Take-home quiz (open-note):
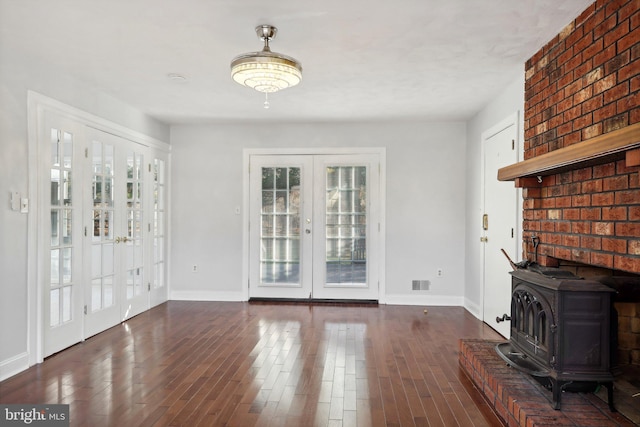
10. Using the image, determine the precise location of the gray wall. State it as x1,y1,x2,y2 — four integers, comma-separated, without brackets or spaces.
170,121,467,304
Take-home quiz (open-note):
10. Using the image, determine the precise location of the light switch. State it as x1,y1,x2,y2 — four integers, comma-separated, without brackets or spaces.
10,192,20,211
20,198,29,213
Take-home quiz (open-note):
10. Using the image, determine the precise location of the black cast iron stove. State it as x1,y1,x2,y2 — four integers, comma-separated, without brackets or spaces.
495,267,616,410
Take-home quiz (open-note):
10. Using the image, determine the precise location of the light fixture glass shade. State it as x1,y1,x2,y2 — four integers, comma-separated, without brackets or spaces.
230,25,302,94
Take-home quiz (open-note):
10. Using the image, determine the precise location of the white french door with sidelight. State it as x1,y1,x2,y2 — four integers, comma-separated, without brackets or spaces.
38,104,169,358
249,154,380,300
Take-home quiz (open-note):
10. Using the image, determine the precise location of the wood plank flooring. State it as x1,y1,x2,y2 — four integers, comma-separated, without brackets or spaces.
0,302,505,426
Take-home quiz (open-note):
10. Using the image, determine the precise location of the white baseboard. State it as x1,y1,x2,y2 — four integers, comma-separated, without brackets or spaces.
0,352,29,382
463,298,482,319
169,290,245,302
382,294,464,306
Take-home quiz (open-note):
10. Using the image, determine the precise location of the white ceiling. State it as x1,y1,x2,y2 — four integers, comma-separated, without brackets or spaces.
1,0,594,125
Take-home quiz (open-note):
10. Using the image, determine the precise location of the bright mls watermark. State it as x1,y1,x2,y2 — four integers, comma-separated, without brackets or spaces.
0,405,69,427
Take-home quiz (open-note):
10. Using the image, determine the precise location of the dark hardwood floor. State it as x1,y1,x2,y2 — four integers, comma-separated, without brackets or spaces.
0,302,505,426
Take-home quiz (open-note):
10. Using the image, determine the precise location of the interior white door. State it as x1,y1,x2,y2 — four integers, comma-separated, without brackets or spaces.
43,112,86,357
249,154,380,301
482,122,519,338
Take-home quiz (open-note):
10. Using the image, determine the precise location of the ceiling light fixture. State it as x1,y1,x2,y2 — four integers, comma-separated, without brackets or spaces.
230,25,302,109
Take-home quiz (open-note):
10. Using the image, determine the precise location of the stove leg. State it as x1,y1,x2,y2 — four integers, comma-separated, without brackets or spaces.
604,382,616,412
552,379,561,410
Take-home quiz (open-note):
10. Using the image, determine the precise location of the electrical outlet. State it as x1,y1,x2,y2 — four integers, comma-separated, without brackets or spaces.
192,265,198,273
437,268,443,277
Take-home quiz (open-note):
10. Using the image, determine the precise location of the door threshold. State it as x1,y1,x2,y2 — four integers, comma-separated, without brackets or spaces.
248,297,378,306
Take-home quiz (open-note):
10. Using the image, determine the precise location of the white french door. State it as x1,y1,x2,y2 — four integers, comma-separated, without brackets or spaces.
249,154,380,301
43,113,85,356
40,108,168,357
84,129,151,337
149,151,169,308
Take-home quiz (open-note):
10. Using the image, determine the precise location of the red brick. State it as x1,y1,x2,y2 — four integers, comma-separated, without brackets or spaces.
603,175,629,191
581,207,602,220
572,194,592,206
629,240,640,255
564,208,581,220
593,162,616,177
604,20,631,48
614,255,640,273
618,28,640,52
556,196,572,207
617,91,640,113
573,113,594,130
619,0,639,21
592,191,615,205
592,252,614,268
603,237,628,253
593,74,617,94
605,50,631,76
541,220,555,232
557,221,571,233
594,44,617,67
541,197,556,208
593,102,617,122
616,189,640,204
632,75,640,92
594,221,615,235
581,179,603,193
603,80,630,103
595,11,618,38
604,113,629,132
616,222,640,236
602,206,628,220
582,94,604,113
630,206,640,220
572,248,591,264
583,38,604,63
618,58,640,82
582,235,602,250
572,221,591,234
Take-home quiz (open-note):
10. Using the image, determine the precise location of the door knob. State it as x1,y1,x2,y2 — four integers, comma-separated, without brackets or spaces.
305,229,311,234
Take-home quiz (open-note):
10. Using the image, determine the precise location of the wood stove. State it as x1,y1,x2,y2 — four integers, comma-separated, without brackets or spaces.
495,267,617,410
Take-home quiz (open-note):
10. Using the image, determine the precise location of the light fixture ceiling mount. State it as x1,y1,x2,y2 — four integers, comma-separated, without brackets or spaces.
230,25,302,104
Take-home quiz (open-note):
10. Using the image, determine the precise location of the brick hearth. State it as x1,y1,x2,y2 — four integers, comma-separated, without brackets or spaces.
459,339,635,427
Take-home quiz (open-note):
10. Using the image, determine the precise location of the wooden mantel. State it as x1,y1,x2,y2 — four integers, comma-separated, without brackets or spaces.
498,122,640,181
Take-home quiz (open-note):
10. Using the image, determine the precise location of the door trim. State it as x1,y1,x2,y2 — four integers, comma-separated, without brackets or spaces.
242,147,386,303
27,91,170,364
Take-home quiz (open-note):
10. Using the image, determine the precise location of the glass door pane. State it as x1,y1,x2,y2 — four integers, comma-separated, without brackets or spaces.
325,166,367,285
150,155,168,307
44,115,84,357
91,140,116,313
260,166,301,284
122,148,148,319
312,154,380,301
49,129,74,326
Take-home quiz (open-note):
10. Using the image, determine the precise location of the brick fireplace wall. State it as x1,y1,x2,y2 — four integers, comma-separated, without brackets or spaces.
521,0,640,365
522,0,640,273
